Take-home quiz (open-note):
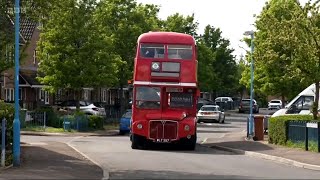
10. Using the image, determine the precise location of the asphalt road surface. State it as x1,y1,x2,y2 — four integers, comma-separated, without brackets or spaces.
22,111,320,180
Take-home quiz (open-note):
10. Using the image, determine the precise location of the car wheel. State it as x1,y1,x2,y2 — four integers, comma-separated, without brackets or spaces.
119,130,125,135
219,115,225,124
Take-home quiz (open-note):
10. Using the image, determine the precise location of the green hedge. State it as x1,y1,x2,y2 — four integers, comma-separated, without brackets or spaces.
0,101,15,166
88,115,104,130
268,115,315,145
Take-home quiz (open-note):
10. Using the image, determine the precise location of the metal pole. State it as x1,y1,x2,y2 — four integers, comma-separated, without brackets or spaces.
1,118,6,167
13,0,20,167
249,33,254,137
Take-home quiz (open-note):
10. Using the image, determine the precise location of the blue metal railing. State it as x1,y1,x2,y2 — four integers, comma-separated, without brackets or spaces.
63,115,89,132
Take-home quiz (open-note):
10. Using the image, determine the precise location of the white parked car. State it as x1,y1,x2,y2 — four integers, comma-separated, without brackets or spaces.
268,99,282,110
59,100,106,116
196,105,225,123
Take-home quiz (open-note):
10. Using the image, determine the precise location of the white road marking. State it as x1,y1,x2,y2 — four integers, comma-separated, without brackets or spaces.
200,138,208,144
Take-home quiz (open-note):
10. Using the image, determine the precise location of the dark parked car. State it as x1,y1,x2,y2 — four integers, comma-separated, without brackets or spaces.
197,98,215,111
238,99,259,113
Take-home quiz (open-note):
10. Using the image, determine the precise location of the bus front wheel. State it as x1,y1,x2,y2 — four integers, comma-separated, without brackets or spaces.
131,134,147,150
184,134,197,150
131,134,140,149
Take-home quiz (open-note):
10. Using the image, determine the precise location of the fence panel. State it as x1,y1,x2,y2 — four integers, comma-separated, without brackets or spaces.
63,115,89,132
24,111,47,131
287,121,306,143
287,120,320,152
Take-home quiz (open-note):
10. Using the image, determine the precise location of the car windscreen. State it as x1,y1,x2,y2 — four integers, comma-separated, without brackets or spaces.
270,100,281,103
241,100,251,105
200,106,219,111
122,111,132,118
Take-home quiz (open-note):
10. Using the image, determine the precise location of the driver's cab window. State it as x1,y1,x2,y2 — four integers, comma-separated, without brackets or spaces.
135,86,161,109
289,96,314,114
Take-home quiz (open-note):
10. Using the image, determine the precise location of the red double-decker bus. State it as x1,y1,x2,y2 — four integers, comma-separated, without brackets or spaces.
130,31,199,150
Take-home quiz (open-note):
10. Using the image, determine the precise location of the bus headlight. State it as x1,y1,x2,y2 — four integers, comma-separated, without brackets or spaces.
184,125,190,131
137,124,143,129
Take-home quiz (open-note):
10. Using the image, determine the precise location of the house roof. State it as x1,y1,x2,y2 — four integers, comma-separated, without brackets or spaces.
19,69,41,86
5,14,37,44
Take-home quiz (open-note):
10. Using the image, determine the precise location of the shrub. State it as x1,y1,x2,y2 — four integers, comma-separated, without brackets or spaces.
0,100,15,166
88,115,104,130
268,115,315,145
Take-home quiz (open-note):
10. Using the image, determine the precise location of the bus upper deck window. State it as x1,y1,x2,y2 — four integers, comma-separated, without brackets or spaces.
140,44,165,58
168,45,192,60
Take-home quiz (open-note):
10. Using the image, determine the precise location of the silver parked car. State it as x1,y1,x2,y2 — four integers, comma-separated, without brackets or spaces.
58,100,106,116
196,105,225,123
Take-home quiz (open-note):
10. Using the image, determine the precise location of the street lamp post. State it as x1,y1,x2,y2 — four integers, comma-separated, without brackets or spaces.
13,0,20,166
244,30,254,139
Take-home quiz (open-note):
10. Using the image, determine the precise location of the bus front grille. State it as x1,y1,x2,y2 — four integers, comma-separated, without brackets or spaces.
149,120,178,140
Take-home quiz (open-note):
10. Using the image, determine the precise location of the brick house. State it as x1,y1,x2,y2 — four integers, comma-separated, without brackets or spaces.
0,16,131,111
0,16,50,110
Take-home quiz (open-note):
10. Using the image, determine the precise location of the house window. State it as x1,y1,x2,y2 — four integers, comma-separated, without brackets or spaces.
45,91,49,104
39,89,49,104
5,44,14,62
84,90,89,100
5,88,14,102
19,88,22,100
33,50,37,64
101,89,107,102
39,89,45,100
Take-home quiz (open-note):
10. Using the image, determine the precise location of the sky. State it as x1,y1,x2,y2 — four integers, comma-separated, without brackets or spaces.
135,0,309,59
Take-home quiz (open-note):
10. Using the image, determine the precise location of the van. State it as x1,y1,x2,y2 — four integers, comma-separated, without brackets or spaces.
271,83,316,117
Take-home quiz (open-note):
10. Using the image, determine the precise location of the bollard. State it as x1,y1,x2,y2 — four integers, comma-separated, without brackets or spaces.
305,125,309,151
247,117,249,138
318,122,320,153
1,118,6,167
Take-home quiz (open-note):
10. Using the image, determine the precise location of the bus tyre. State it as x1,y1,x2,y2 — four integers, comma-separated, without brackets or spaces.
131,134,140,149
185,134,197,150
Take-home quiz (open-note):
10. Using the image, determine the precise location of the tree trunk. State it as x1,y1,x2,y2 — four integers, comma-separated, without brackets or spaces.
313,81,319,120
281,94,286,108
75,89,81,112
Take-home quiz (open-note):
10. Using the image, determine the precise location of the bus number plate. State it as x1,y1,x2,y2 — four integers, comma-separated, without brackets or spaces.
156,139,170,143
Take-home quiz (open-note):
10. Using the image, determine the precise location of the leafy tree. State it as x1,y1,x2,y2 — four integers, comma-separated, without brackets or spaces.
241,0,312,107
37,0,121,110
95,0,160,113
0,1,14,73
160,13,199,37
198,25,238,97
289,0,320,119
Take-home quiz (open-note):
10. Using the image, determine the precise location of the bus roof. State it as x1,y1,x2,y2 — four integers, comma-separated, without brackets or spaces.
138,31,196,45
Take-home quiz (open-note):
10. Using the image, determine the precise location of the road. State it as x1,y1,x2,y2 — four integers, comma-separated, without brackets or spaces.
21,110,320,179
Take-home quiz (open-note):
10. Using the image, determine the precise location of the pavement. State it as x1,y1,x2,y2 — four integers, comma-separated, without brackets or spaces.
0,128,320,179
200,131,320,171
